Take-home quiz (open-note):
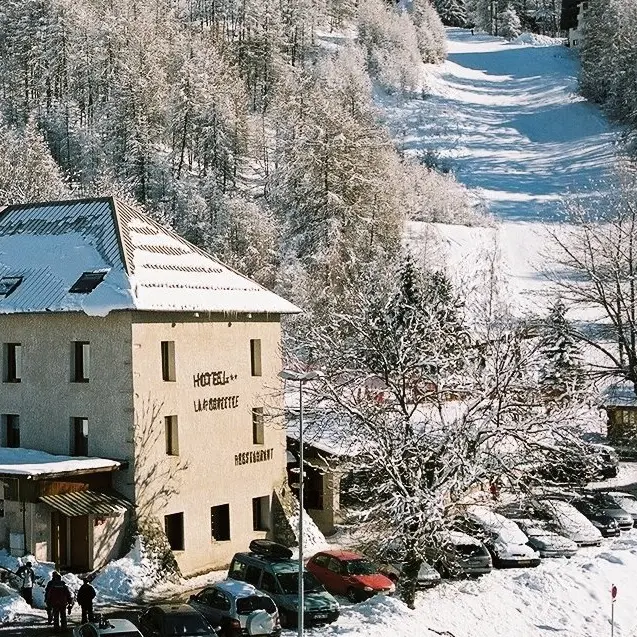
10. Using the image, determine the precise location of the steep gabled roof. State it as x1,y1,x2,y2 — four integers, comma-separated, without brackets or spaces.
0,197,300,316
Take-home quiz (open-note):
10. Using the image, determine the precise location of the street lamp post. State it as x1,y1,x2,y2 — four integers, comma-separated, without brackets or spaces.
279,369,322,637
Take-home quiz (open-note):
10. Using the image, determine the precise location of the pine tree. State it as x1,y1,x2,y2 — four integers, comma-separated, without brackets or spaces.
499,4,522,39
539,300,584,403
433,0,468,27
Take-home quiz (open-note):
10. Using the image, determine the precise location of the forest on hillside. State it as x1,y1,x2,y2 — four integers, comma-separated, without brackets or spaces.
0,0,468,321
0,0,569,327
579,0,637,154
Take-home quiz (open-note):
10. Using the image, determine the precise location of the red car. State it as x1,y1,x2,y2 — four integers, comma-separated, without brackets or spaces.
306,550,395,602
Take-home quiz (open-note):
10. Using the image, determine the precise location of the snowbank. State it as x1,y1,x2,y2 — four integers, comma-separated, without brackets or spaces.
513,32,564,47
289,511,330,559
0,552,81,623
0,583,31,625
91,537,171,602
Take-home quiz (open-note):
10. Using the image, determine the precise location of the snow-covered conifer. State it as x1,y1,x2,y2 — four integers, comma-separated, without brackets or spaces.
433,0,468,27
538,300,584,404
499,5,522,39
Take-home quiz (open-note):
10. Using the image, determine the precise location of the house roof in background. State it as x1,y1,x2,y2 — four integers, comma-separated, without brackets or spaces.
0,197,300,316
601,381,637,408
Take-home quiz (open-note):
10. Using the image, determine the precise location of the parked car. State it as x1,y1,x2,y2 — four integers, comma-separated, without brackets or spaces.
425,531,493,578
138,604,218,637
228,541,339,628
465,506,540,568
569,497,622,537
507,516,578,558
530,498,602,546
306,550,395,602
377,559,441,589
189,580,280,637
73,617,143,637
601,491,637,525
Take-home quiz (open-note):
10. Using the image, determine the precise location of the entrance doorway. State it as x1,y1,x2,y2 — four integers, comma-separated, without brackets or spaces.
51,512,90,572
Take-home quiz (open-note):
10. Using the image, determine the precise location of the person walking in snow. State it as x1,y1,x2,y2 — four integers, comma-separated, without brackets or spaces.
15,561,36,606
45,571,74,632
77,578,97,624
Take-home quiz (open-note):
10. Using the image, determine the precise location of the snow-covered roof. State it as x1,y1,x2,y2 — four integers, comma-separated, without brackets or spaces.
0,197,300,316
0,447,121,478
601,381,637,408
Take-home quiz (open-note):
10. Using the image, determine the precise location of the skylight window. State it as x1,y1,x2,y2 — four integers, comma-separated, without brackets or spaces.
0,276,23,297
69,271,108,294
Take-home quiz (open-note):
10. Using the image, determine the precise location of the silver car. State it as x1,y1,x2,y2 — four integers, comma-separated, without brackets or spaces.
426,531,493,578
189,579,280,637
513,518,578,558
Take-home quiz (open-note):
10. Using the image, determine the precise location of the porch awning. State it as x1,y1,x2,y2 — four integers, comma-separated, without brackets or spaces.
40,489,132,517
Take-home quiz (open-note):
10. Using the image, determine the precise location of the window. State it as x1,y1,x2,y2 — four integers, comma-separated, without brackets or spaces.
312,554,329,568
211,504,230,541
70,417,89,456
2,415,20,448
206,589,231,612
244,565,261,587
252,407,264,445
165,415,179,455
250,339,262,377
0,276,22,297
69,271,107,293
259,572,278,595
161,341,176,381
229,559,247,580
164,512,184,550
252,495,269,531
3,343,21,382
72,341,90,382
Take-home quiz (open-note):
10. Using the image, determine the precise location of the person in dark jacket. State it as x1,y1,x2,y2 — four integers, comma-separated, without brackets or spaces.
44,571,74,632
15,561,36,606
77,578,97,624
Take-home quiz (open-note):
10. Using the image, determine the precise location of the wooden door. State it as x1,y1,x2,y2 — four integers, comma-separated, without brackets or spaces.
69,516,90,572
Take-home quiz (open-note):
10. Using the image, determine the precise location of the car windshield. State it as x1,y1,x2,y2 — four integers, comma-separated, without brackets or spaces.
164,615,212,635
345,559,378,575
276,571,324,594
236,596,277,615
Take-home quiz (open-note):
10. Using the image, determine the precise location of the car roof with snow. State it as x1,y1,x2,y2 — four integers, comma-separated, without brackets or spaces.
447,531,483,546
213,579,270,598
467,505,529,545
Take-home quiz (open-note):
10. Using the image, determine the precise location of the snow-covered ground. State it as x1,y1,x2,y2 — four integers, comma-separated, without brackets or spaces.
385,28,619,222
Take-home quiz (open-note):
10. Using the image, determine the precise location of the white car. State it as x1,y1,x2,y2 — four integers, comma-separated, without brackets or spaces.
513,518,578,558
466,506,541,568
533,498,602,546
73,618,143,637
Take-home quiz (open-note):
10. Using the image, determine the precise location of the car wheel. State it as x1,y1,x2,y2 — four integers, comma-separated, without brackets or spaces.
347,588,359,603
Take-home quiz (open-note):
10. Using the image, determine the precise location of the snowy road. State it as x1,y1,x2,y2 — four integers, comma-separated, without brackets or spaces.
384,28,619,220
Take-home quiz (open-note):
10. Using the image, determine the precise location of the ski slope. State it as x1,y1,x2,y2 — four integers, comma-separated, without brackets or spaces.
385,28,619,221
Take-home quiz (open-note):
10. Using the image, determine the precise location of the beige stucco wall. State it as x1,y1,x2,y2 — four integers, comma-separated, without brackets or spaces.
92,512,128,569
130,312,287,576
0,312,135,498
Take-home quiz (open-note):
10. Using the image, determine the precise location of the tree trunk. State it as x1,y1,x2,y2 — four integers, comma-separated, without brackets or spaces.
399,552,422,610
